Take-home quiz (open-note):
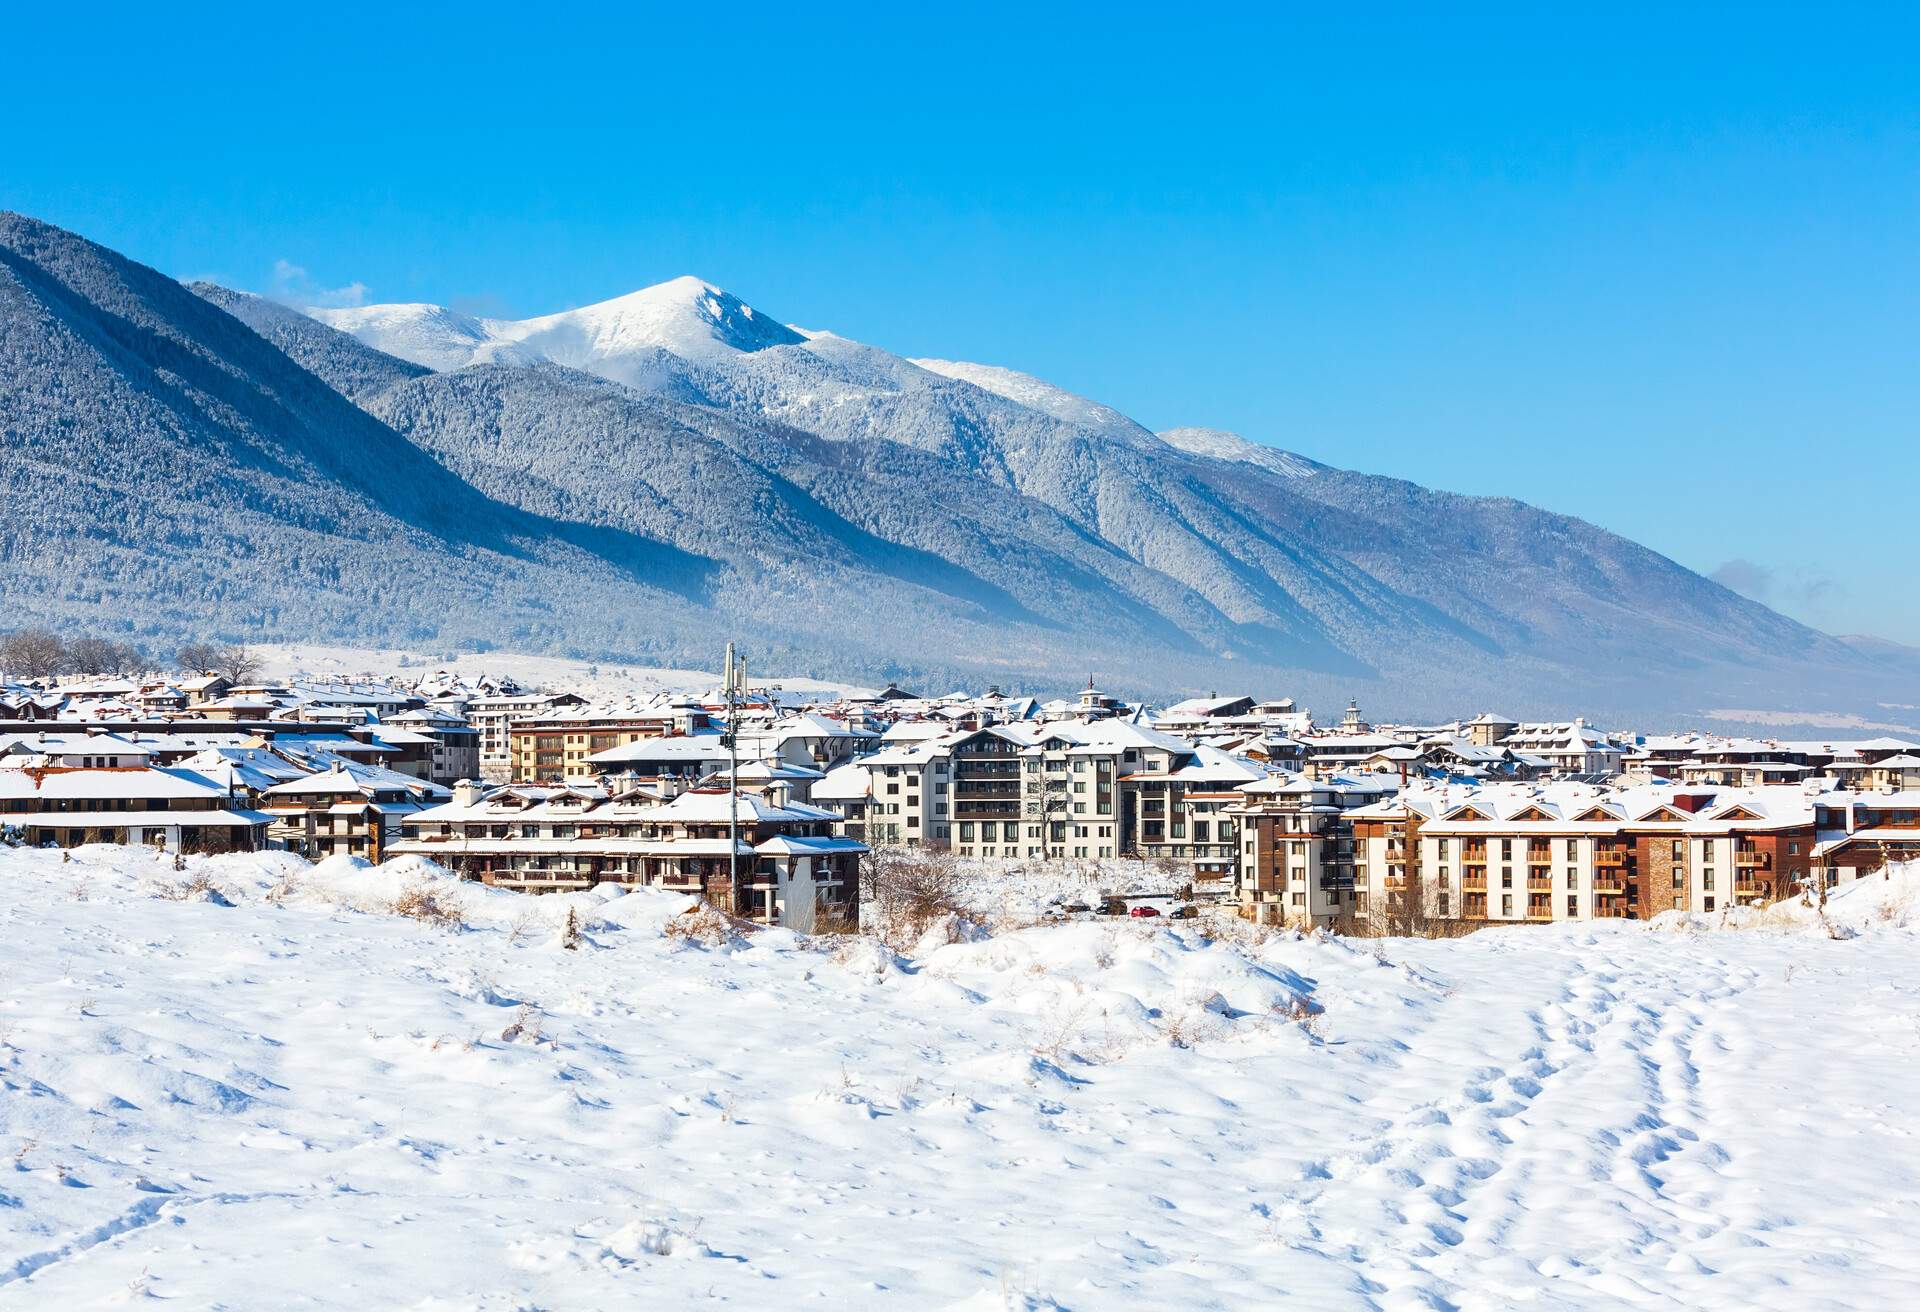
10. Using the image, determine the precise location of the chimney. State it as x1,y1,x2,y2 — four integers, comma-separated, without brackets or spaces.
452,779,486,808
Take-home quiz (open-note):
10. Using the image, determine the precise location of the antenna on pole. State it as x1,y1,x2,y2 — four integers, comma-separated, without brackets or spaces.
724,641,741,911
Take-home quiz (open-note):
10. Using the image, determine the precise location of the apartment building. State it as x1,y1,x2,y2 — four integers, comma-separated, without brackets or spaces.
467,691,587,780
508,701,712,783
378,706,480,785
1229,773,1400,926
1346,782,1821,927
947,727,1026,856
1122,744,1261,883
259,762,449,861
393,782,864,930
1499,722,1628,776
737,712,881,772
1812,791,1920,881
0,758,270,851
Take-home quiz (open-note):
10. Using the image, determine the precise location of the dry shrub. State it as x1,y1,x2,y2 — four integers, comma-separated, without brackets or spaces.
863,845,970,952
154,870,224,904
1160,1008,1226,1049
500,1003,555,1048
391,880,463,929
663,899,754,949
1278,992,1327,1038
811,901,861,937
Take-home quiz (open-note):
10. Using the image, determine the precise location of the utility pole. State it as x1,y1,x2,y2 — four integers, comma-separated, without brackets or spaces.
724,642,741,903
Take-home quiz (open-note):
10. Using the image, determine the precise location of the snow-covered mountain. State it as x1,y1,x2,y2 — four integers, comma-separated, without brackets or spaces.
314,276,803,388
0,212,1897,716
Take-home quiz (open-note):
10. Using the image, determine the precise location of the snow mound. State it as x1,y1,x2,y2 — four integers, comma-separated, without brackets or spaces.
1647,863,1920,938
919,919,1323,1056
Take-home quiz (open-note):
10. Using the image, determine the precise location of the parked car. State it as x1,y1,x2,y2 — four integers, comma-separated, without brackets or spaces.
1128,904,1161,918
1062,902,1092,914
1168,904,1198,920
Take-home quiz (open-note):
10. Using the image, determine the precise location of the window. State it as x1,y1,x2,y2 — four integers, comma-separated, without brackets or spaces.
1788,841,1800,855
959,822,974,841
1502,894,1514,917
1704,896,1716,912
1671,839,1683,859
1702,870,1715,890
1672,869,1685,890
1567,895,1577,917
1438,837,1450,859
1566,868,1577,888
1703,838,1716,859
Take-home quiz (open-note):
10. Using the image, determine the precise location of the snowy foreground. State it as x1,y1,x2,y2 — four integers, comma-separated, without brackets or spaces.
5,851,1920,1309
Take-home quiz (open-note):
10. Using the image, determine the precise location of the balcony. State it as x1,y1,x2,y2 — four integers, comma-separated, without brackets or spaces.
952,801,1019,819
1591,878,1627,896
1526,875,1552,891
1595,849,1629,868
1384,847,1408,865
1462,873,1487,892
1735,849,1769,869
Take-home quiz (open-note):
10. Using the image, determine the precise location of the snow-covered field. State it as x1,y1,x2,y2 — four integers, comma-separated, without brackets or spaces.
5,848,1920,1309
251,642,876,702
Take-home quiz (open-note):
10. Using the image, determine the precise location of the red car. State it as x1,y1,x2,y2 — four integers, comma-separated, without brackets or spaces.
1128,905,1161,918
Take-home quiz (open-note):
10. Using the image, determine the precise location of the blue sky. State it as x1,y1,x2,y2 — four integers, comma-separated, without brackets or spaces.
8,4,1917,641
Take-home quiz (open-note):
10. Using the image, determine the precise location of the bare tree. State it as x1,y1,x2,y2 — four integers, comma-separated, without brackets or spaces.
176,641,259,683
65,636,143,676
222,644,262,684
1,629,67,680
175,641,223,675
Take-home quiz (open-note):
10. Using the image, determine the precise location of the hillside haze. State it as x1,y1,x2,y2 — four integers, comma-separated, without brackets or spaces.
0,212,1899,719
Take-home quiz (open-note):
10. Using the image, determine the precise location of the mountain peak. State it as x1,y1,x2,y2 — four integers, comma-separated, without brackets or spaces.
516,276,803,362
313,276,804,376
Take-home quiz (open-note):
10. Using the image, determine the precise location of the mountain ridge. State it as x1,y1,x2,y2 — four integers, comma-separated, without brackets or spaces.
0,214,1896,719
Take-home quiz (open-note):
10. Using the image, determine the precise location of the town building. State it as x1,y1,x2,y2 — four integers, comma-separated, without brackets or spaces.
1228,773,1401,926
392,782,864,929
259,762,449,861
0,757,270,851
